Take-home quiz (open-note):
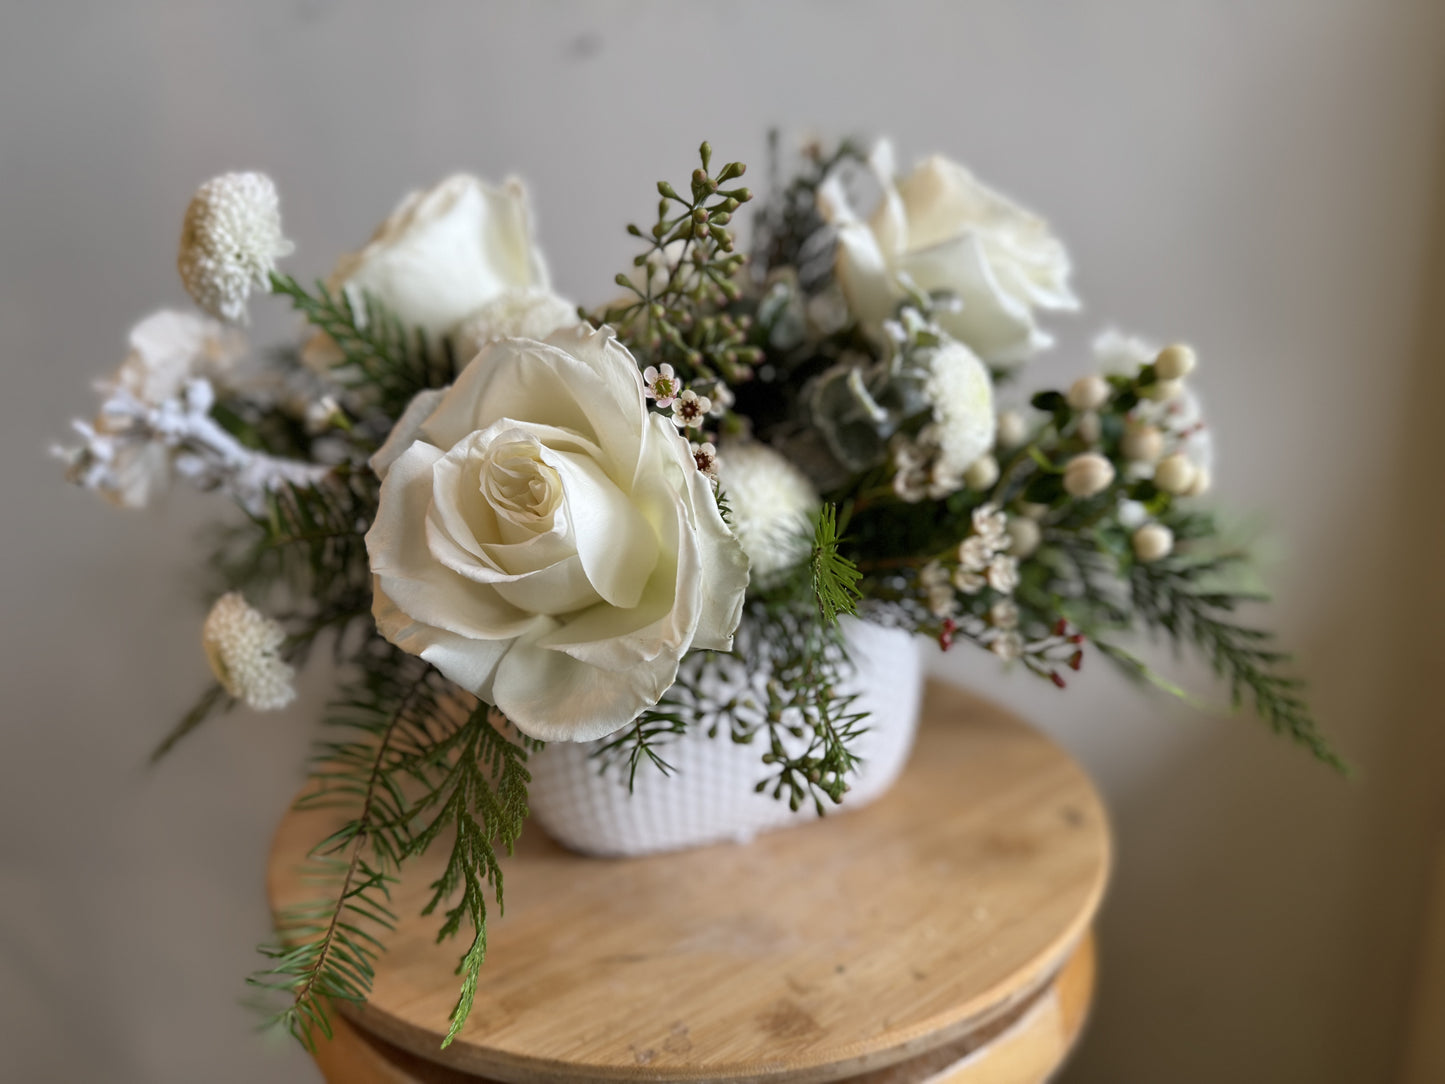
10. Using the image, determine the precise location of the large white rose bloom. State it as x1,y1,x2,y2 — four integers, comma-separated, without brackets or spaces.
818,142,1078,365
365,324,749,741
716,441,820,583
306,174,571,368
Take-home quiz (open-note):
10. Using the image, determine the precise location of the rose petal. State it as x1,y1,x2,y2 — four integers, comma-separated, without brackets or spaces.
543,444,658,610
491,626,678,741
366,441,536,641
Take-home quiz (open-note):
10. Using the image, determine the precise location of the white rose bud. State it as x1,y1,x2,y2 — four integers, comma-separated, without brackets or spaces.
1132,523,1175,563
1063,453,1116,498
1007,516,1041,558
1154,343,1197,381
1141,378,1183,402
1183,466,1213,497
1121,421,1164,463
1076,411,1102,445
996,409,1029,449
1067,375,1110,412
1154,453,1198,495
963,454,1000,491
816,141,1078,364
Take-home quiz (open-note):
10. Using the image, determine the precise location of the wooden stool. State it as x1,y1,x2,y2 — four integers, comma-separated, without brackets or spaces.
268,682,1111,1083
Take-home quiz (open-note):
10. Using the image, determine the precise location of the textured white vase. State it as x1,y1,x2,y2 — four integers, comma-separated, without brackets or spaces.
526,617,925,857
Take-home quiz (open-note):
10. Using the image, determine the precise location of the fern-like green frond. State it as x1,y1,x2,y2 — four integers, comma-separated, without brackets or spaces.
812,503,862,624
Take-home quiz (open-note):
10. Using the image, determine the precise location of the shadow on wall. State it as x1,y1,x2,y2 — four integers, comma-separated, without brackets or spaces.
1067,111,1445,1084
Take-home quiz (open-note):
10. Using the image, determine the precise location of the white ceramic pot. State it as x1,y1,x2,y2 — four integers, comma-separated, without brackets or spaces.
526,617,924,857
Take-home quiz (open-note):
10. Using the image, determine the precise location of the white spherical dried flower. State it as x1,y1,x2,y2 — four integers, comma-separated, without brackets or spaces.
717,441,819,583
1184,466,1213,497
202,592,295,710
1154,343,1197,381
178,172,293,324
964,454,1000,491
1132,523,1175,563
923,340,996,475
1063,452,1116,498
1067,375,1110,412
1076,411,1102,445
1154,452,1198,495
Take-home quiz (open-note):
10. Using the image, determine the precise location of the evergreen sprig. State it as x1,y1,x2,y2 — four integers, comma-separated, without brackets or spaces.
1128,552,1346,772
268,272,459,422
249,656,439,1048
405,704,536,1047
811,503,862,624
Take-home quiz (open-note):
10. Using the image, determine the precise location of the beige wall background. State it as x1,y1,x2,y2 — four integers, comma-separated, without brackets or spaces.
4,2,1444,1081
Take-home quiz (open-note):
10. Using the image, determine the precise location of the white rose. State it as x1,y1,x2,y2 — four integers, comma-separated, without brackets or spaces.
452,287,578,362
306,174,559,368
818,142,1078,365
365,324,749,741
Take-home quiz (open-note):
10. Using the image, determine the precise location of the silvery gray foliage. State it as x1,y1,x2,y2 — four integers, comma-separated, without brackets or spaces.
806,341,933,473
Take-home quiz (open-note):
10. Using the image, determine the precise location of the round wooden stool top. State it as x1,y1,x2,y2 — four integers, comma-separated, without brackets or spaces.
267,682,1111,1083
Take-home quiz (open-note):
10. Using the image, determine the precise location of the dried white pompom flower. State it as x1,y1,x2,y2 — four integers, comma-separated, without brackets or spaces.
923,340,996,476
1063,452,1116,498
717,441,820,583
178,172,294,324
1132,523,1175,563
202,592,296,710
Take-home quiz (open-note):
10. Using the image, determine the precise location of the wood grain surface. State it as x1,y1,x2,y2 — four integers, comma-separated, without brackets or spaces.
308,935,1096,1084
269,681,1110,1083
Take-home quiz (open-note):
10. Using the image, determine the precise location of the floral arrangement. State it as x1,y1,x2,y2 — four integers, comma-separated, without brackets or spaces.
57,138,1340,1047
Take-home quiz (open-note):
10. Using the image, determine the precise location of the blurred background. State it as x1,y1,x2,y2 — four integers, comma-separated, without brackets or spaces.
4,2,1445,1081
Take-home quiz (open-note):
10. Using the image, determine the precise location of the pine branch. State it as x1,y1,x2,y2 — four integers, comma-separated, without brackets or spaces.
268,272,458,421
812,503,862,624
250,658,440,1048
1128,557,1346,772
405,705,535,1047
592,708,690,790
